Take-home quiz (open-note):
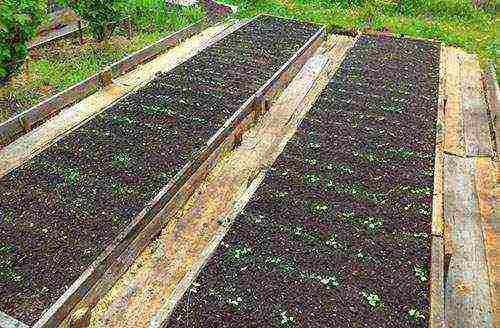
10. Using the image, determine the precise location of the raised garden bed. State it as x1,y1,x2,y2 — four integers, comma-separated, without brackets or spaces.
0,15,323,327
165,35,440,327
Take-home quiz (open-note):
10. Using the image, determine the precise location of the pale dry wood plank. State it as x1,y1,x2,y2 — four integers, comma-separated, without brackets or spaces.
88,36,353,328
473,157,497,325
443,154,493,328
461,54,494,157
443,47,466,156
0,311,28,328
432,45,446,237
430,236,446,328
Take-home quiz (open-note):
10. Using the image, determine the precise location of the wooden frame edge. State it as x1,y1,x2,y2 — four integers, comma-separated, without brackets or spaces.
0,311,28,328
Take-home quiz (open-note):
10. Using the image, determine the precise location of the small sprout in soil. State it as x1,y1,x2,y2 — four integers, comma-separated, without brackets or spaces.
335,182,367,196
381,105,403,113
226,296,243,312
304,158,317,165
361,291,383,309
62,168,80,186
112,115,136,126
408,308,426,321
1,209,14,224
385,147,415,159
326,162,354,173
226,245,252,262
277,309,296,327
192,117,207,124
414,264,428,282
325,233,344,250
308,199,329,215
0,242,15,254
144,105,176,116
112,152,131,168
303,171,320,186
362,217,385,232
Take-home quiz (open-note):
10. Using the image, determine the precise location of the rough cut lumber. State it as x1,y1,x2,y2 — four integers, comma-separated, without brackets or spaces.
87,34,354,328
443,47,466,156
432,45,446,237
430,236,446,328
443,154,493,328
460,54,494,157
473,157,498,325
0,312,28,328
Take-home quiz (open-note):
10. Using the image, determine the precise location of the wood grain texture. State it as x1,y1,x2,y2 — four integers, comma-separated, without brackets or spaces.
443,154,493,328
461,54,494,157
430,236,446,328
473,157,498,326
0,311,28,328
432,45,446,237
443,47,466,156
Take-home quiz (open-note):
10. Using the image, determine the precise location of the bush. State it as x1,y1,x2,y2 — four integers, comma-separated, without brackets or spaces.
59,0,127,41
0,0,46,81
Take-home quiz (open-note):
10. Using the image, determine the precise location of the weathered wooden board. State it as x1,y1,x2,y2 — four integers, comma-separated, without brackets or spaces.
443,154,493,328
473,157,498,325
0,20,205,148
443,47,466,156
432,44,446,237
430,236,446,328
461,54,494,157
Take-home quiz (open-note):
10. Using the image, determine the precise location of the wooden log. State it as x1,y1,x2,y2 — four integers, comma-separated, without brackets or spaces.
443,47,466,156
461,54,494,157
443,154,493,328
482,62,500,180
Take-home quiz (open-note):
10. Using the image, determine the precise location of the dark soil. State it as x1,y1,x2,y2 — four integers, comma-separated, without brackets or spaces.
0,16,320,324
166,36,440,328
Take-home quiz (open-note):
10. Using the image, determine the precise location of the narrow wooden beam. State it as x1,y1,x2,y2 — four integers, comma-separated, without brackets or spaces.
443,154,493,327
0,311,28,328
460,54,494,157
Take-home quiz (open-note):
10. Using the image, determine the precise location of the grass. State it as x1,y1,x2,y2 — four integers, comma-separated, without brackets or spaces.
219,0,497,76
0,1,203,122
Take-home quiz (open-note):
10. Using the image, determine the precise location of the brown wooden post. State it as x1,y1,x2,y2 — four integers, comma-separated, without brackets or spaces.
127,15,133,39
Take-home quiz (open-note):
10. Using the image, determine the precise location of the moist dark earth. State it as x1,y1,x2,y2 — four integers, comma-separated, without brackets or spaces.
167,36,440,328
0,16,321,324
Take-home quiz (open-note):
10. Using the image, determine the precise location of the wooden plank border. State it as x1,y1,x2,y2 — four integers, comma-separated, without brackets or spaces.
482,62,499,158
0,312,28,328
0,20,205,148
16,19,325,328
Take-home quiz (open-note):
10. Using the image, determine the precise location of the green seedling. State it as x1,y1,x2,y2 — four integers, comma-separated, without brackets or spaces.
408,308,426,321
112,115,136,125
144,105,176,116
362,217,385,232
308,199,329,215
112,152,131,168
277,309,296,328
414,264,428,282
361,291,383,309
303,171,321,186
62,168,80,186
385,147,415,159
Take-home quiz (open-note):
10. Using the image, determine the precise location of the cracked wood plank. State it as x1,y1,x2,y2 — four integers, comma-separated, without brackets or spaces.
461,54,494,157
443,154,493,328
